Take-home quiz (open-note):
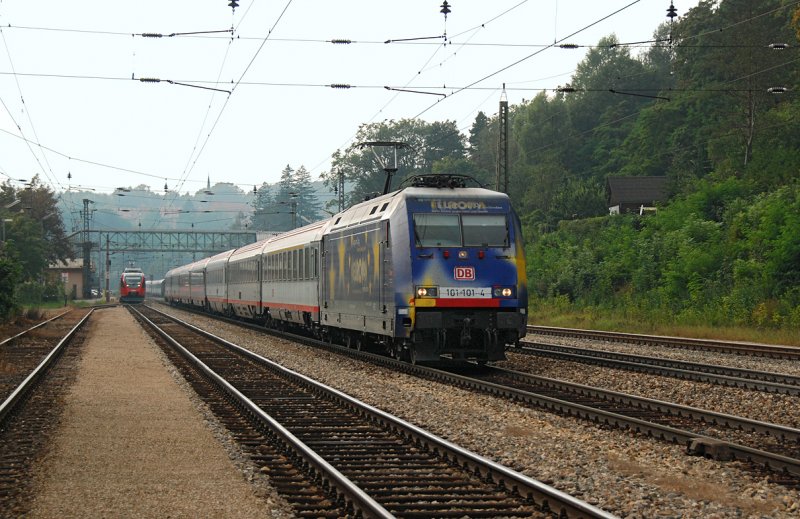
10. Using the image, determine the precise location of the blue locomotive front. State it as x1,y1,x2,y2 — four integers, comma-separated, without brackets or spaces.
395,184,528,362
320,175,528,363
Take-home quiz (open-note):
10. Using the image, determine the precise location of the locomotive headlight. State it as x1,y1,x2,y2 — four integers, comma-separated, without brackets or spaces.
493,287,514,297
416,286,438,297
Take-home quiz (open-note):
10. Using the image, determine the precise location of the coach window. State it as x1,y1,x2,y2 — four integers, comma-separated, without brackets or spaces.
413,214,461,247
462,214,509,247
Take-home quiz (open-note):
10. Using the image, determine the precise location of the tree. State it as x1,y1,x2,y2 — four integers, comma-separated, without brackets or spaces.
2,177,72,281
292,166,323,225
673,0,798,169
16,177,72,267
0,247,22,320
250,182,275,231
322,119,467,207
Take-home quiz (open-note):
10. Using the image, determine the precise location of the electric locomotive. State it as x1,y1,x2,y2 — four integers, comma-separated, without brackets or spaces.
321,174,527,363
119,267,146,303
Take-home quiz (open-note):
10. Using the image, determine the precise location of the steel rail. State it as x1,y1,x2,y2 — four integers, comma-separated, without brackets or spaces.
0,310,72,347
151,304,800,483
515,341,800,395
140,305,616,519
485,365,800,442
527,325,800,359
197,311,800,478
324,343,800,478
0,310,93,424
131,306,395,519
410,364,800,478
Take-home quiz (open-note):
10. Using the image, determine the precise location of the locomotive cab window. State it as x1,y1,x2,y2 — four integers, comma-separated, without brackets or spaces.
123,274,143,288
462,214,508,247
413,214,461,247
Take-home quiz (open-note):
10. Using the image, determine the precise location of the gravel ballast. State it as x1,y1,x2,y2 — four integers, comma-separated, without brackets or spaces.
157,305,800,518
510,335,800,429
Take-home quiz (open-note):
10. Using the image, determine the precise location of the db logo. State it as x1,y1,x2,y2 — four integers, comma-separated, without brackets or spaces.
454,266,475,280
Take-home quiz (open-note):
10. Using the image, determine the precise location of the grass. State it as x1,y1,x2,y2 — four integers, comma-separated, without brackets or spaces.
528,308,800,347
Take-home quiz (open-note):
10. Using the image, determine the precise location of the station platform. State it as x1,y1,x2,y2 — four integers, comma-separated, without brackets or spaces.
25,306,287,517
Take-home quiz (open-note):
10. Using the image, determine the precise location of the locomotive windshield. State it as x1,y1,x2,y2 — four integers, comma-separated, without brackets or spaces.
462,214,508,247
413,214,461,247
413,213,508,247
123,274,143,288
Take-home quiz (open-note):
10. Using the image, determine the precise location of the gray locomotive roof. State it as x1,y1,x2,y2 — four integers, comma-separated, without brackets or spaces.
402,186,509,199
326,186,509,232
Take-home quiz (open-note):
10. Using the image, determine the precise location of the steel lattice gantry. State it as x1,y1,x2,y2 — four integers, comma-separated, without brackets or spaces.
72,229,258,254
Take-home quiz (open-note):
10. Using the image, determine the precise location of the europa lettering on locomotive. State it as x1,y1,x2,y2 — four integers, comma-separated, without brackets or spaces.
430,200,487,211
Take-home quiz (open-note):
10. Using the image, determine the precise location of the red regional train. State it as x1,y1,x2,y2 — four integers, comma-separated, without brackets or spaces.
119,267,146,303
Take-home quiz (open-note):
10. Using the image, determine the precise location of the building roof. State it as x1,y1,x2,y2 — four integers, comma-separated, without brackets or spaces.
49,258,84,270
606,176,668,206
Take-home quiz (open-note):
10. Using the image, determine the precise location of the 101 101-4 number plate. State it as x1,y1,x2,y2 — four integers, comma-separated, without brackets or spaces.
439,287,491,298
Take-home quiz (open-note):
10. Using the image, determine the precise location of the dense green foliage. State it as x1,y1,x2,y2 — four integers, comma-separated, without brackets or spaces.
528,179,800,327
517,0,800,328
1,177,72,318
0,249,22,320
332,0,800,330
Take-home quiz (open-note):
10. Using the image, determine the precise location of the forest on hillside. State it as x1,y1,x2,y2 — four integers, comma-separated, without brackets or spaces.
324,0,800,329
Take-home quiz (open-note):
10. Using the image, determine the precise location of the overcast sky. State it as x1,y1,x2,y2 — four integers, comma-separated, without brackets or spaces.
0,0,699,196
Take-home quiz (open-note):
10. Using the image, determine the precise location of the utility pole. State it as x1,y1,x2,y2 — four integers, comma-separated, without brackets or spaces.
337,169,345,213
80,198,95,299
495,85,509,194
105,234,110,303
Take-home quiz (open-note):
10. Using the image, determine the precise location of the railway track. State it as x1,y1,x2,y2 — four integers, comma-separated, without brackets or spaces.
468,366,800,473
513,341,800,395
131,305,613,518
152,302,800,487
527,325,800,359
150,303,800,490
365,356,800,487
0,309,92,515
